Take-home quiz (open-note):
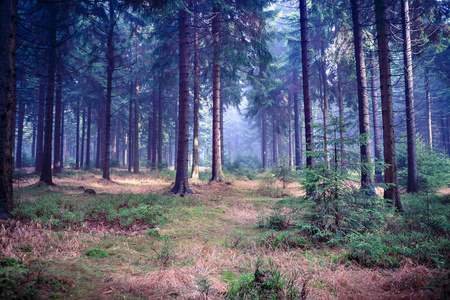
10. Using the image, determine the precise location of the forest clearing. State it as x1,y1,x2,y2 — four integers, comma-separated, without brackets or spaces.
1,168,449,299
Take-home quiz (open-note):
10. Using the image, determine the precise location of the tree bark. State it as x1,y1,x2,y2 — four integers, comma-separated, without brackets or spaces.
211,4,222,182
320,41,329,170
293,71,302,169
0,0,17,214
151,76,157,170
261,107,267,172
102,0,115,180
80,109,85,168
75,98,80,169
401,0,418,193
128,83,133,172
425,69,432,149
35,80,45,173
288,92,293,168
96,111,101,169
370,53,383,183
60,102,64,168
134,77,140,174
300,0,314,169
351,0,374,192
40,0,57,185
53,71,62,174
171,7,191,195
191,3,200,179
158,78,163,169
15,97,25,169
32,124,36,159
374,0,403,211
85,102,91,169
147,107,152,167
272,113,278,167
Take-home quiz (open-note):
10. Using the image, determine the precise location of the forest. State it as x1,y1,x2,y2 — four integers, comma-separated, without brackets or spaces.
0,0,449,298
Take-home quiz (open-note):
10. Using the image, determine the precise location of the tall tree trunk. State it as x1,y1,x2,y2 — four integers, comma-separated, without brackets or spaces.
337,63,345,172
351,0,374,192
96,112,101,169
158,78,163,170
75,98,80,169
272,113,278,167
53,71,62,174
147,110,152,167
32,125,36,159
40,0,57,185
152,76,157,170
60,102,64,168
103,0,115,180
220,96,224,167
191,3,200,179
15,98,25,169
293,71,302,169
288,92,293,168
321,41,329,169
134,78,140,174
401,0,418,193
261,107,267,172
211,4,222,182
370,53,383,183
128,86,133,172
174,109,178,170
0,0,17,214
374,0,403,211
171,7,191,195
425,69,432,149
81,109,86,168
299,0,314,169
35,80,45,173
85,102,91,169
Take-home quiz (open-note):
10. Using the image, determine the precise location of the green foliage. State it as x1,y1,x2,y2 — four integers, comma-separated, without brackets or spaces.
295,161,390,244
274,155,296,189
149,235,176,267
226,259,300,300
85,249,109,258
347,193,450,268
398,137,450,191
225,154,260,180
13,193,169,229
0,257,35,299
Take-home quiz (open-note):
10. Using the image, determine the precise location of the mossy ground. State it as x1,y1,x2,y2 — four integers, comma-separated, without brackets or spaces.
2,168,448,299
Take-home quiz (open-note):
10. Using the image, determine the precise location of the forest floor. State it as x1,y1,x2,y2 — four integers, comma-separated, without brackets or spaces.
1,168,449,299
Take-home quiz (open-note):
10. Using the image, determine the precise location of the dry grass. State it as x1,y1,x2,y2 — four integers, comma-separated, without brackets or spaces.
5,169,448,299
0,220,99,261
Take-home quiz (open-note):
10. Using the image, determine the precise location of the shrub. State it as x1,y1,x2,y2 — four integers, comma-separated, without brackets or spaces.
85,249,109,258
398,137,450,191
226,259,301,300
225,154,260,180
13,193,167,229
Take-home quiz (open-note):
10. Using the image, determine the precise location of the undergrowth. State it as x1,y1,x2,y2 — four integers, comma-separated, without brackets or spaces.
12,192,181,229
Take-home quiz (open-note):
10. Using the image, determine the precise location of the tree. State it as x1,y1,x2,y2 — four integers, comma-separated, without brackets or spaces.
211,4,223,182
299,0,314,170
351,0,374,193
374,0,403,212
191,1,200,179
103,0,116,181
0,0,17,215
401,0,418,193
40,0,57,185
53,71,62,174
171,5,191,195
370,53,383,183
